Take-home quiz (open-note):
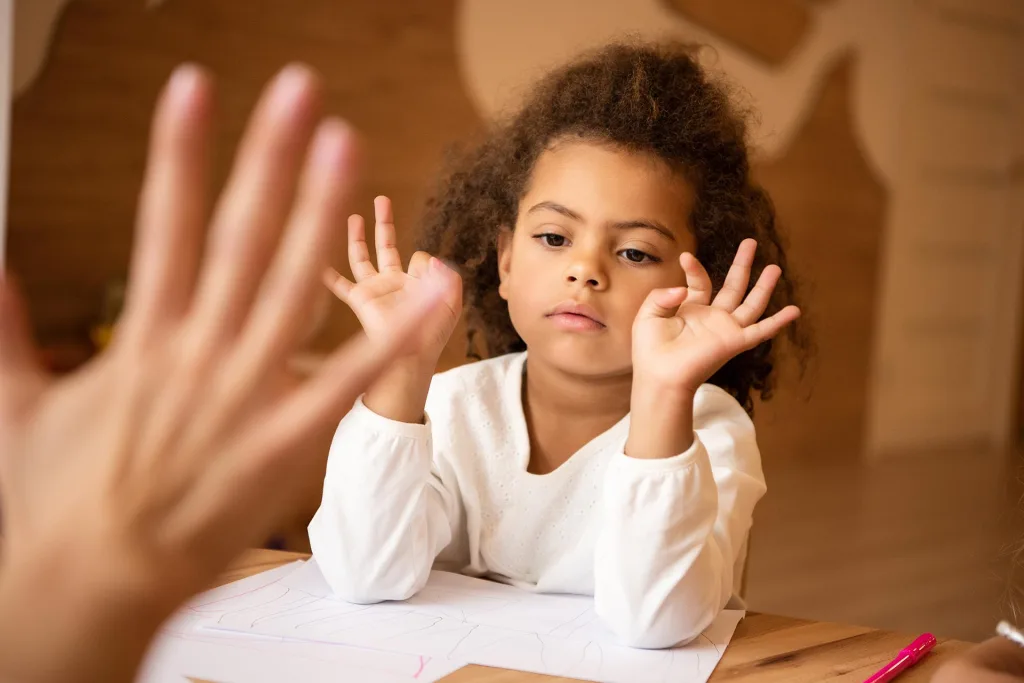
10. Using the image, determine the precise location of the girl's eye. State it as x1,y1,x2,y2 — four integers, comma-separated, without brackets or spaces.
538,234,566,247
621,248,656,263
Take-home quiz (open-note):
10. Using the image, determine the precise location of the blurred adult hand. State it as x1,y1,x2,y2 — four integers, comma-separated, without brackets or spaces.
0,63,444,683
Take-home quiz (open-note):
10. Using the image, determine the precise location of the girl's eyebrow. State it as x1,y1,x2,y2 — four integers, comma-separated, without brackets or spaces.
527,200,676,242
609,219,676,242
527,200,583,221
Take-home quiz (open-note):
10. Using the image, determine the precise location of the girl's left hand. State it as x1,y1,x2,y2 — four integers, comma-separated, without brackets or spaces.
631,239,800,396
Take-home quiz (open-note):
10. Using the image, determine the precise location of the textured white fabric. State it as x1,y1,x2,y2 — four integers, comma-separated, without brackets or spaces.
309,352,766,648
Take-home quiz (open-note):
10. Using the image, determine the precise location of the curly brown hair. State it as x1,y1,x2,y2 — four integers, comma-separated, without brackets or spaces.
417,41,809,414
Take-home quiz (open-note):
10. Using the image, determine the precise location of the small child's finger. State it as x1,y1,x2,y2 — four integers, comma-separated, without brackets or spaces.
712,239,756,312
407,251,432,278
636,286,688,320
373,196,403,273
347,214,377,281
679,253,712,306
741,305,801,348
732,265,781,326
322,266,354,302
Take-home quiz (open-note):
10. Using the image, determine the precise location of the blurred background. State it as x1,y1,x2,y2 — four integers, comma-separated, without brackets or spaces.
3,0,1023,642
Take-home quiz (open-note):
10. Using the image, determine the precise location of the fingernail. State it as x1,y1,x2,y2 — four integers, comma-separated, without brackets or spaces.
310,119,352,169
168,63,203,99
270,63,313,111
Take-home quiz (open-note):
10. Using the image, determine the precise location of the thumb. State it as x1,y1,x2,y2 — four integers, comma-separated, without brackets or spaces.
424,257,463,310
636,286,688,321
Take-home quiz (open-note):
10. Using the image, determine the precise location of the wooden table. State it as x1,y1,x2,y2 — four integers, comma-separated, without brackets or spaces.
202,550,972,683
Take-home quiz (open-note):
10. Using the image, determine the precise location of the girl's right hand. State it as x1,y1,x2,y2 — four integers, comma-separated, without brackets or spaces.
324,195,462,370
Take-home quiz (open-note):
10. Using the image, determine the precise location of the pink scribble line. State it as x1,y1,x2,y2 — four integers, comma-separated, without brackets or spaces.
413,655,428,679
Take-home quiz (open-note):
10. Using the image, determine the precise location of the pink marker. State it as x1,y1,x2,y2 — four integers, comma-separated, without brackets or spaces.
863,633,936,683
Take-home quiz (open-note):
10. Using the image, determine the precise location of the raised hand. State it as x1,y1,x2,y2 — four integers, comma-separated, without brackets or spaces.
0,64,443,683
323,196,462,369
632,239,800,396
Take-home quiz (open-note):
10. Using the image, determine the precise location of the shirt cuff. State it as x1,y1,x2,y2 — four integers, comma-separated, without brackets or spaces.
610,433,706,475
347,395,433,441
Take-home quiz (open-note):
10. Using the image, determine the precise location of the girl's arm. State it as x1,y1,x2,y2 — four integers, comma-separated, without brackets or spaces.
308,393,460,603
602,241,795,647
594,386,765,648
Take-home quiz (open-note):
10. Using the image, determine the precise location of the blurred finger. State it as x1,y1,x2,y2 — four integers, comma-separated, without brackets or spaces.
190,64,322,341
733,265,782,327
229,120,357,386
120,65,213,344
680,253,713,306
373,196,403,273
711,239,756,312
0,274,47,398
182,282,446,544
262,280,444,442
347,214,376,281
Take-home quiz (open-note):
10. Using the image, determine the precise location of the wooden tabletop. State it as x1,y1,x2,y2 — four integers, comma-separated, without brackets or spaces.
200,549,972,683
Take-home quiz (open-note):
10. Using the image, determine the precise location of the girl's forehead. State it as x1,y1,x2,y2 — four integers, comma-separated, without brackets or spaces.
521,141,693,234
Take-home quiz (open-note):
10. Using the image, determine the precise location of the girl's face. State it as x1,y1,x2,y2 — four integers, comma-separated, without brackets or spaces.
498,140,695,379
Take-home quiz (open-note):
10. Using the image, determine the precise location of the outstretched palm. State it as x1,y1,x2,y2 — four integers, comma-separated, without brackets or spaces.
632,239,800,393
324,196,462,364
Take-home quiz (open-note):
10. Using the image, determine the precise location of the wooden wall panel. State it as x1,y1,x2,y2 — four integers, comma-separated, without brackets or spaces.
664,0,811,64
9,0,890,465
8,0,479,365
753,60,886,461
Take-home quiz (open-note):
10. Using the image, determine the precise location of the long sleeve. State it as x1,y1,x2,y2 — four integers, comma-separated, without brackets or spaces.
307,397,458,603
593,386,766,649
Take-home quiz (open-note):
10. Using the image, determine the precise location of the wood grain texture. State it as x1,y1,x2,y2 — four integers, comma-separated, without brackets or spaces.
187,550,971,683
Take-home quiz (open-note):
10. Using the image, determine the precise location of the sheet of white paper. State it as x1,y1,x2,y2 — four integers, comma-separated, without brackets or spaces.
201,560,743,683
136,562,460,683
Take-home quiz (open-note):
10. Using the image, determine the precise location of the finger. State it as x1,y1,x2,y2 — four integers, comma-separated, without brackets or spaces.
423,257,464,317
711,239,756,312
733,265,782,327
0,274,46,389
635,286,688,320
228,120,357,385
119,65,213,345
407,250,432,278
347,214,376,281
322,266,354,303
373,196,403,273
190,64,323,341
680,253,713,306
264,279,444,440
740,305,801,349
185,281,447,542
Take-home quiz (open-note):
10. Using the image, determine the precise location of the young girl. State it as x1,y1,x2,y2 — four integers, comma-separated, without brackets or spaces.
308,42,806,649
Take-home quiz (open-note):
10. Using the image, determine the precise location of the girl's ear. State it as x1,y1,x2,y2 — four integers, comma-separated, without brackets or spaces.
497,227,513,301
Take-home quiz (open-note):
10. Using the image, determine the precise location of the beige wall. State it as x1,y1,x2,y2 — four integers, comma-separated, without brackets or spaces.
7,0,1023,462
